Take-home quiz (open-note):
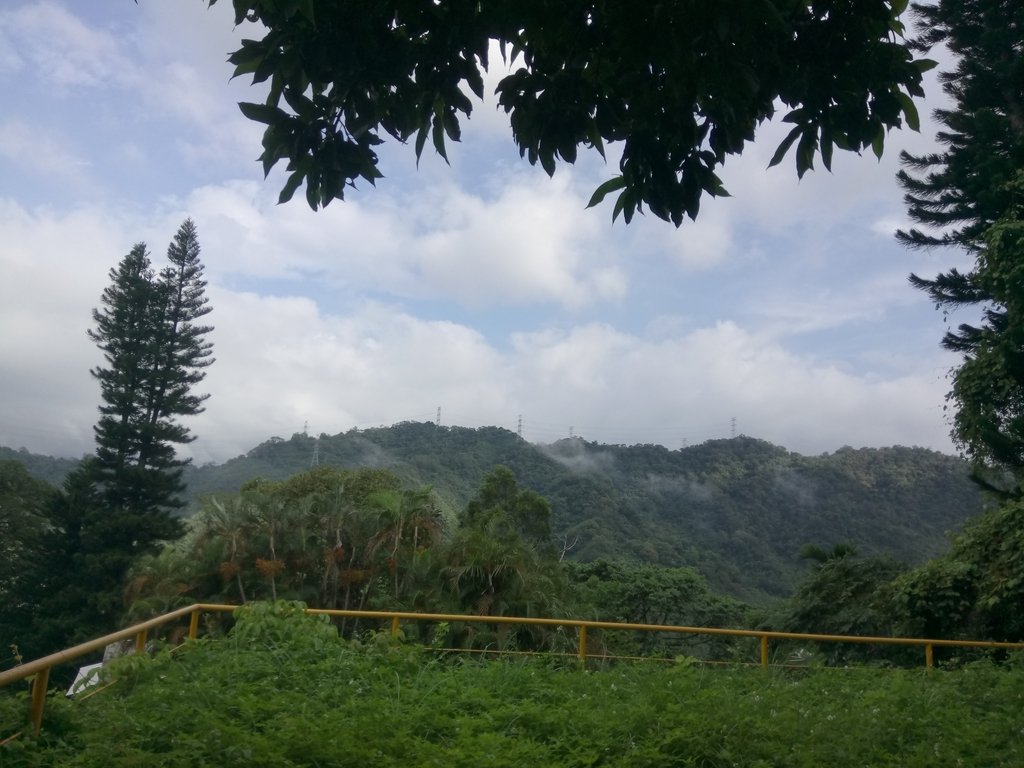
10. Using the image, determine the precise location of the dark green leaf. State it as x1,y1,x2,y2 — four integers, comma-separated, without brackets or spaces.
239,101,287,126
820,131,834,172
768,126,802,169
278,170,304,204
796,129,816,178
432,121,449,163
898,93,921,132
587,176,627,209
871,130,885,160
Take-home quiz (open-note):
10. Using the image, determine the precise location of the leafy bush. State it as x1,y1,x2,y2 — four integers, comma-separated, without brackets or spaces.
4,604,1024,767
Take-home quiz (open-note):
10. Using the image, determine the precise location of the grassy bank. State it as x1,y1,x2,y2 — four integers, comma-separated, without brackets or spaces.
2,605,1021,767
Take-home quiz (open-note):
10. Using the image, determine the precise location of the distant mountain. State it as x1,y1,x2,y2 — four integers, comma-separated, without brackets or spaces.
0,446,81,488
6,424,985,602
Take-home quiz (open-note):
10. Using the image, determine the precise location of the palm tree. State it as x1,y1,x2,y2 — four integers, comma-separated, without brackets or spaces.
305,483,359,609
123,544,196,620
367,487,443,601
246,488,300,601
196,496,252,603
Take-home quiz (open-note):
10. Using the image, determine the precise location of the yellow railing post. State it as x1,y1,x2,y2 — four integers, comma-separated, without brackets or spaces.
188,608,201,640
760,635,769,669
135,629,148,654
925,643,934,672
391,616,400,639
578,625,588,666
29,667,50,736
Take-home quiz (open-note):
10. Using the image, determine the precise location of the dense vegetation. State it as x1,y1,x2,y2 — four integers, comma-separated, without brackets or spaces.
88,217,213,521
7,424,1009,682
0,448,79,488
215,0,929,226
3,603,1022,767
0,221,214,670
6,427,984,604
185,425,982,601
116,465,746,658
898,0,1024,491
5,2,1024,763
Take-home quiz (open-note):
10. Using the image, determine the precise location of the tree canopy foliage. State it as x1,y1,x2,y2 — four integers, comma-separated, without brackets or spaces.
0,461,55,608
212,0,932,225
0,222,214,668
176,427,980,601
3,426,982,606
897,0,1024,486
897,0,1024,252
892,497,1024,642
946,179,1024,480
89,218,213,522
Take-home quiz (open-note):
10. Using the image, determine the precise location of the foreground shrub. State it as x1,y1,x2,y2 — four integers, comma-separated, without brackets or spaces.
3,604,1023,767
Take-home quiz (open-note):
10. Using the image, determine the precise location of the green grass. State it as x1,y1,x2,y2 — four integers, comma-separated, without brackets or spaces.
3,604,1023,767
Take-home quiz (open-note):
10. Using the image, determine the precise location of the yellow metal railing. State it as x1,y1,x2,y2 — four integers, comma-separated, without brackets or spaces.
4,603,1024,738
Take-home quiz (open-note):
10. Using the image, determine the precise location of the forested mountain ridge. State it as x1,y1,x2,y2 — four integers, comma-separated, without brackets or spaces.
0,446,81,488
7,425,984,602
184,426,985,601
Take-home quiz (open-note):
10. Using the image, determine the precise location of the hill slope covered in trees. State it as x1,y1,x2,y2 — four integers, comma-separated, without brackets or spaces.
182,425,984,601
8,426,984,602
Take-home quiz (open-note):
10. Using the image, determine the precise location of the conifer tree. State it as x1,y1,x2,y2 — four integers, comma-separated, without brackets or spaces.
2,227,213,662
897,0,1024,254
137,218,214,504
897,0,1024,483
88,218,213,538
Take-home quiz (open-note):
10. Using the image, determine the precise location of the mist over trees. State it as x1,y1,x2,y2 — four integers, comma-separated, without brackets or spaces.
764,0,1024,648
821,0,1024,651
8,1,1024,682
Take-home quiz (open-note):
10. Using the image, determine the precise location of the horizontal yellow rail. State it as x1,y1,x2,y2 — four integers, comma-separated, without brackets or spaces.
4,603,1024,737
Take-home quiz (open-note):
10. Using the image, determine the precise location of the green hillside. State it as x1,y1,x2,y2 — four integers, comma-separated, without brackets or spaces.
7,425,984,603
0,447,81,488
181,424,982,602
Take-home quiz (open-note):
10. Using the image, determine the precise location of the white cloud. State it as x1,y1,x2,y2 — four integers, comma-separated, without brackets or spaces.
507,321,953,452
0,119,89,179
0,24,24,74
159,170,627,311
0,2,139,90
0,3,967,469
408,174,626,308
129,2,269,172
171,291,516,463
745,272,922,339
0,192,955,462
0,199,126,456
186,304,955,463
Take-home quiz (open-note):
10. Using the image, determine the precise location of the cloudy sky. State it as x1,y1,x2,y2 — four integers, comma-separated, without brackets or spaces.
0,1,974,464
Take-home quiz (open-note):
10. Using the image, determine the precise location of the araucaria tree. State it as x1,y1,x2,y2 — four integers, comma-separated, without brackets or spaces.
897,0,1024,488
89,218,213,542
3,224,213,661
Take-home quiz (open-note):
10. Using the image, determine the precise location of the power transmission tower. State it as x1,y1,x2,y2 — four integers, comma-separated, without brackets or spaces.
569,425,574,439
436,406,441,426
311,438,320,467
517,414,523,438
